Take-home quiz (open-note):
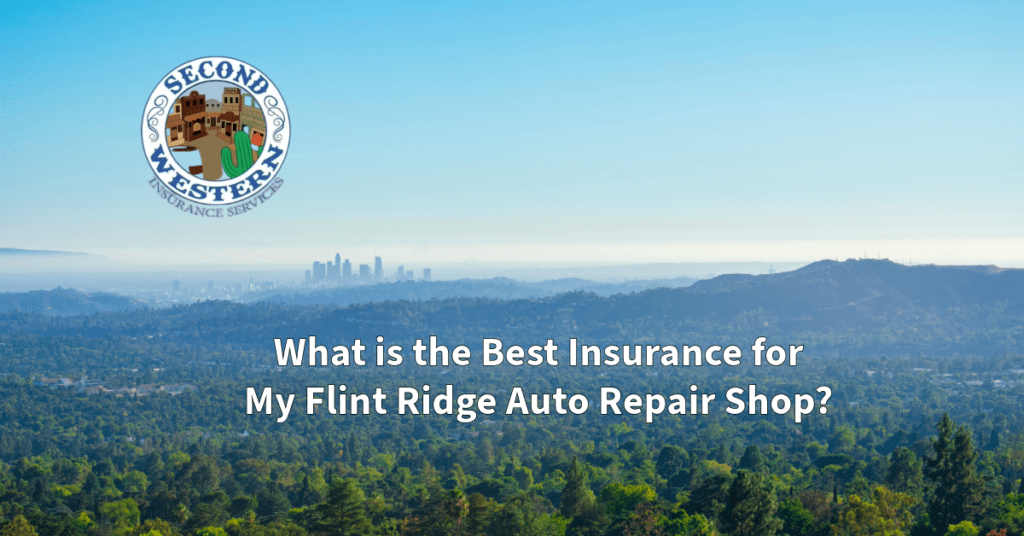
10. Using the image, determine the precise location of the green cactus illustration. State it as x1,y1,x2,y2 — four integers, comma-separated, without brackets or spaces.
221,131,264,178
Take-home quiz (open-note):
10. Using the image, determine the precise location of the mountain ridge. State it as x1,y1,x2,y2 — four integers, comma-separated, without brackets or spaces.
2,259,1022,357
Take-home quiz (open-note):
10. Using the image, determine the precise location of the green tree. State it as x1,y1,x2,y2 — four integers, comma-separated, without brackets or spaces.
720,470,782,536
738,445,766,473
484,494,562,536
511,466,534,490
229,495,258,519
465,493,493,536
74,512,97,532
297,474,327,507
132,519,180,536
598,482,657,520
566,502,609,536
926,414,987,532
256,483,293,523
621,502,662,536
886,447,924,496
683,474,732,522
846,472,871,502
561,456,595,520
185,491,230,533
658,506,714,536
943,521,979,536
656,446,687,481
122,470,150,494
486,499,527,536
777,498,814,536
829,486,915,536
981,492,1024,535
100,498,142,535
0,516,38,536
311,478,373,536
405,487,469,536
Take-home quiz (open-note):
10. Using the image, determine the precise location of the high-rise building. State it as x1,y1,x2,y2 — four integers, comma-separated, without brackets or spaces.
423,268,431,281
374,256,383,280
333,253,341,279
395,265,405,281
313,261,326,282
326,261,334,280
342,259,352,279
359,264,371,280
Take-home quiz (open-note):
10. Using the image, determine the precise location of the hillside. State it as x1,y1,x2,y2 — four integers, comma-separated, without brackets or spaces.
0,288,148,316
629,258,1024,331
240,276,697,305
1,259,1021,357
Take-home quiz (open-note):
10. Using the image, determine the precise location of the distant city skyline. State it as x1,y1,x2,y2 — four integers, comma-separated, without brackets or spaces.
1,2,1022,267
305,254,429,285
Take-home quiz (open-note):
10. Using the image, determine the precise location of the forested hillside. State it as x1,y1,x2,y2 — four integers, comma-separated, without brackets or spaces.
0,259,1022,535
4,259,1023,357
0,289,147,317
240,277,697,306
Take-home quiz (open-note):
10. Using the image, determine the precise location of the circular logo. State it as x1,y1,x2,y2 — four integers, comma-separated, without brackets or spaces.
141,57,289,216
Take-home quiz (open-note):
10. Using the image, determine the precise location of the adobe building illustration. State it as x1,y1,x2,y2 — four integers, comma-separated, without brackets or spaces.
165,85,267,180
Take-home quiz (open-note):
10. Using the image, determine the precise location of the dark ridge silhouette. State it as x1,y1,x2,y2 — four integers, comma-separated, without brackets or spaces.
0,288,148,316
1,259,1021,357
241,276,697,306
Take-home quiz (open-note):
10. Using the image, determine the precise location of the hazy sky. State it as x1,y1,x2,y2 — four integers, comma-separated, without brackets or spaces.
1,1,1022,267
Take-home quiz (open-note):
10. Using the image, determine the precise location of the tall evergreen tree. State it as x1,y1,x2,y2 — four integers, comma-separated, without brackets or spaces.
720,470,782,536
987,429,1000,451
886,447,924,496
255,482,292,523
561,456,595,520
738,445,766,473
925,413,987,532
465,493,492,536
684,474,732,522
343,433,360,466
313,478,373,536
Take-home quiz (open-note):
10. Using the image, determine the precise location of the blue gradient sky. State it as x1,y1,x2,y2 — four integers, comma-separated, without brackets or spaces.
1,1,1022,267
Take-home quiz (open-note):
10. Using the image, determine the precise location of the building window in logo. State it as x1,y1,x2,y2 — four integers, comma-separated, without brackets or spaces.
141,57,290,217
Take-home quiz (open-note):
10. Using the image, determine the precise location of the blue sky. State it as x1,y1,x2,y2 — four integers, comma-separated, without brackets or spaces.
1,1,1022,267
